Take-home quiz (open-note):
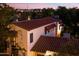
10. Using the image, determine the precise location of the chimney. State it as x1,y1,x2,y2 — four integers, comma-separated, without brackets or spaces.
16,19,19,22
28,15,31,21
56,22,62,38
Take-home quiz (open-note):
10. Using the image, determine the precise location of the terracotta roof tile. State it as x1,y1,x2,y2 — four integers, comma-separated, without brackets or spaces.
46,24,56,30
31,36,69,53
13,17,56,31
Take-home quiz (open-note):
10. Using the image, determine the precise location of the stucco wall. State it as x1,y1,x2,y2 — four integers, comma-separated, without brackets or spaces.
45,27,56,37
11,24,28,55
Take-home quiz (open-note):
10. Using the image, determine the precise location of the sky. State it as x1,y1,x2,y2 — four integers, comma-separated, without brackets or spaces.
7,3,79,9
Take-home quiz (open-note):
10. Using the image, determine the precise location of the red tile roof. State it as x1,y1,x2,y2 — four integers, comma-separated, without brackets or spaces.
31,36,69,53
46,24,57,30
13,17,56,31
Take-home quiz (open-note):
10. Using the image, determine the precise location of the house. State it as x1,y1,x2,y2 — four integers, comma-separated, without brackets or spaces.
10,17,62,56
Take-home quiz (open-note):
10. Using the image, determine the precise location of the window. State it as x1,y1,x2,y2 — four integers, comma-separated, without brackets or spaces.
45,27,50,35
30,33,33,43
45,27,47,34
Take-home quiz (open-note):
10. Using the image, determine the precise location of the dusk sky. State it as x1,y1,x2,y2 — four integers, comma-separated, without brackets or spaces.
7,3,79,9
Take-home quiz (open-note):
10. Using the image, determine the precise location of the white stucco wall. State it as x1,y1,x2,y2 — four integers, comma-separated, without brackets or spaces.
27,22,56,51
45,27,56,37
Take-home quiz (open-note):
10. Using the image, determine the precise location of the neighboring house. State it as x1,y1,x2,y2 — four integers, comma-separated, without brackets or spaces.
10,17,62,56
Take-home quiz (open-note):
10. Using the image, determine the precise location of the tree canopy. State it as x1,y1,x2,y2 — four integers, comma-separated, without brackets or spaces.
0,3,17,52
54,6,79,37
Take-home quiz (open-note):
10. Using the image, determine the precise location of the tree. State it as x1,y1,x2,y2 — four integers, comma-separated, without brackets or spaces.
54,6,79,37
0,3,17,53
42,8,54,17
